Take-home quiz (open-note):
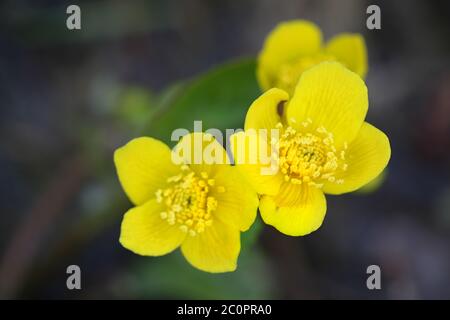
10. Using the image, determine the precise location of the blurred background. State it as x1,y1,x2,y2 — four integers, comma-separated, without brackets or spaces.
0,0,449,299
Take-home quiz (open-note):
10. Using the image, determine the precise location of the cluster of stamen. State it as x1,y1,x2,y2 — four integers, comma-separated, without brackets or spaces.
155,165,226,236
272,120,347,188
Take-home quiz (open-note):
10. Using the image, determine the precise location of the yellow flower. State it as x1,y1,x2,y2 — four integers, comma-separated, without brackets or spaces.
231,62,390,236
257,20,367,95
114,133,258,273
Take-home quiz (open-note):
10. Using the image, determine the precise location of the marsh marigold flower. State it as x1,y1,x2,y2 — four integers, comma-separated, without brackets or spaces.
257,20,367,95
114,133,258,272
231,62,390,236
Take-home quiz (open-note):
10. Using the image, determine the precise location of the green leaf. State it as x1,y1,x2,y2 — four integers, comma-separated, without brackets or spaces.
148,58,260,144
123,218,270,299
241,216,264,251
127,247,274,299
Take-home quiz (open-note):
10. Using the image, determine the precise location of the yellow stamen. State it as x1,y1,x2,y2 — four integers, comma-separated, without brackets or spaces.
155,165,226,236
276,122,347,188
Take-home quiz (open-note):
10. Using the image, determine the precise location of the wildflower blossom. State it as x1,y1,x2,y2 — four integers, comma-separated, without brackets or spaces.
115,133,258,272
231,62,390,236
258,20,367,95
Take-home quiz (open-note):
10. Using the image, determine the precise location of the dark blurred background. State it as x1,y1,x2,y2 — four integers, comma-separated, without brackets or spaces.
0,0,449,299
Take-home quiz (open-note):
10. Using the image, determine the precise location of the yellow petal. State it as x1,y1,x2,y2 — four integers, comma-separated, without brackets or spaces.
323,122,391,195
260,185,327,236
286,61,368,148
273,181,304,207
181,219,240,273
355,168,387,194
257,20,323,90
172,132,230,176
211,165,259,231
230,131,284,196
244,88,289,131
114,137,180,205
119,199,186,256
325,33,368,78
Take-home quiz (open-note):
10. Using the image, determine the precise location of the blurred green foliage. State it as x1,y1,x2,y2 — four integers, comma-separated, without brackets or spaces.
148,58,260,144
127,218,273,299
116,87,156,129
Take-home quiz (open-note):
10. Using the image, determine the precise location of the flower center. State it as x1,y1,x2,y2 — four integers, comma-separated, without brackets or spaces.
275,53,335,95
155,165,225,236
273,121,347,188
